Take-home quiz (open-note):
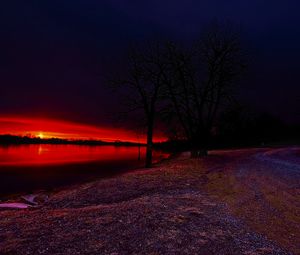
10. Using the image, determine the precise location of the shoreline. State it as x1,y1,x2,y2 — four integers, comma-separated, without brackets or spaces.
0,147,298,254
0,153,173,205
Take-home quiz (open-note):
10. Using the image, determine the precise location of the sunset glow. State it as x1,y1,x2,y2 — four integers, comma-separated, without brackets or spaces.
0,116,166,143
37,132,44,139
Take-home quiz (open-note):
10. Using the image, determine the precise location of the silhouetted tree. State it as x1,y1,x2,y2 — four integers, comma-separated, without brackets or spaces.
112,43,165,167
112,23,246,161
162,23,246,156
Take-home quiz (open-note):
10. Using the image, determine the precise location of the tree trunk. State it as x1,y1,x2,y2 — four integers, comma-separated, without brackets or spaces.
190,149,208,158
145,118,154,168
190,133,209,158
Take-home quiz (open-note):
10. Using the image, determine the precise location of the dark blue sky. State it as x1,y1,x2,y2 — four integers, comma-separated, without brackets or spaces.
0,0,299,125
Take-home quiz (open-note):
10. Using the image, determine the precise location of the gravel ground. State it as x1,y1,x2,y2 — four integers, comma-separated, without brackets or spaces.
0,147,298,254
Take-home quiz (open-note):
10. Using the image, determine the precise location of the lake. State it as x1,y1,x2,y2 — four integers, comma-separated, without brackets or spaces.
0,144,168,197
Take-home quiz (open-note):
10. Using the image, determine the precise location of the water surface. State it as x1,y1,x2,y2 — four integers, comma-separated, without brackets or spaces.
0,145,167,197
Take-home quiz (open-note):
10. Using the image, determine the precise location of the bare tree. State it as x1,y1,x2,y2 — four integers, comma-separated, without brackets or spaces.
112,43,165,167
112,23,246,162
163,23,246,156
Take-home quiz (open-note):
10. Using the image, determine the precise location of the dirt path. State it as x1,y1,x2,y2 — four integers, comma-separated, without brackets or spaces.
205,147,300,254
0,147,298,254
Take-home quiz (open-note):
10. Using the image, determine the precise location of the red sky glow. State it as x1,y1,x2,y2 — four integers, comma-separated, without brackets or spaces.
0,116,166,143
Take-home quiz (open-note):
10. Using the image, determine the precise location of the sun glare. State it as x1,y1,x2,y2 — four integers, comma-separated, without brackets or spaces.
38,132,44,139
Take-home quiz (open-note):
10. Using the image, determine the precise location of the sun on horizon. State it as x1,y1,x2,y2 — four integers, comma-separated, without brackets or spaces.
0,116,167,143
37,132,44,139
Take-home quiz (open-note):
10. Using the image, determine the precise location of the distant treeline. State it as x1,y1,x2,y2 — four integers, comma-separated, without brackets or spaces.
155,111,300,152
0,135,143,147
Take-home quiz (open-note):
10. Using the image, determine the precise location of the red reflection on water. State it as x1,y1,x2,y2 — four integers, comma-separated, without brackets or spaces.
0,145,151,166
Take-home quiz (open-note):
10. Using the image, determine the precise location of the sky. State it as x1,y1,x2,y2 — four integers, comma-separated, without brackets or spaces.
0,116,166,142
0,0,299,139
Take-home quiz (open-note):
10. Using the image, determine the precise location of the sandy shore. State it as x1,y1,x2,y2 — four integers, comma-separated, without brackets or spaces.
0,148,299,254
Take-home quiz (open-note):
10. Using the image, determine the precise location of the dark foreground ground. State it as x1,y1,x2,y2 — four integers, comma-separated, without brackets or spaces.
0,147,299,254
